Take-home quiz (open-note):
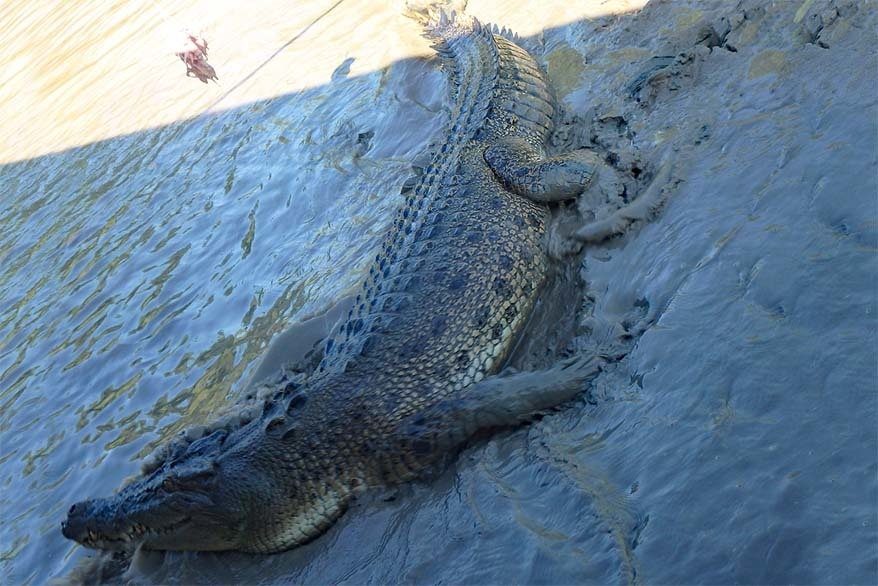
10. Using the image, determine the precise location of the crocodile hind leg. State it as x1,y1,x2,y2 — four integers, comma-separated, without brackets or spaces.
484,136,604,202
382,355,604,482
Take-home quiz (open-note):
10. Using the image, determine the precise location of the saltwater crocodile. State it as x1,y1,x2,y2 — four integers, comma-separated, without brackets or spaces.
62,10,611,553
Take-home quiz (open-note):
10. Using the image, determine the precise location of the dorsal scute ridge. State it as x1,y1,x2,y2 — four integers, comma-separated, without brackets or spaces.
317,7,506,374
139,369,309,475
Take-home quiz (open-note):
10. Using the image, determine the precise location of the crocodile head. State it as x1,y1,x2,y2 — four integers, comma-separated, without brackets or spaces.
61,430,248,552
62,389,355,554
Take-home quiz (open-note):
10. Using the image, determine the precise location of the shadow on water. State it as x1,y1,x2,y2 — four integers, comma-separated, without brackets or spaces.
2,1,877,584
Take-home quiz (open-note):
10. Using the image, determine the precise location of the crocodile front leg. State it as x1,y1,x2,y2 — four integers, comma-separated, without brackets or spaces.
379,355,604,482
484,136,603,202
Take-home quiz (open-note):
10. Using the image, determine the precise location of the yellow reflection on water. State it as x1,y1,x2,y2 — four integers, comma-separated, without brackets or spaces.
0,0,645,164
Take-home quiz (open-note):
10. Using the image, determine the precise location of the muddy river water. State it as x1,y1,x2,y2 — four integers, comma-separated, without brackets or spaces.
1,0,876,584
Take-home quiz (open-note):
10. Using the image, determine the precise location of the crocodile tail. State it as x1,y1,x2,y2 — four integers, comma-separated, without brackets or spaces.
402,1,468,28
408,4,555,143
414,6,498,147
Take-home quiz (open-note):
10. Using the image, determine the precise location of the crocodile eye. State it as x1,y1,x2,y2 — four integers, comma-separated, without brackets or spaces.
162,477,175,491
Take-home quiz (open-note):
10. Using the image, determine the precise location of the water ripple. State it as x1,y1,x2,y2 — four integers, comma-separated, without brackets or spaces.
0,31,445,581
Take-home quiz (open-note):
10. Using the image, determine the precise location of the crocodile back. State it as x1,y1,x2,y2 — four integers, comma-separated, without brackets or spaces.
313,17,557,427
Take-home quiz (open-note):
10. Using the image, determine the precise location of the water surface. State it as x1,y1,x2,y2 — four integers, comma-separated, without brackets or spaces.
0,10,446,581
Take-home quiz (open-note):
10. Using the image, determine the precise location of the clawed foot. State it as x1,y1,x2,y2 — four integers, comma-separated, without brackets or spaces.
543,156,627,259
545,214,585,260
551,354,605,383
574,155,676,244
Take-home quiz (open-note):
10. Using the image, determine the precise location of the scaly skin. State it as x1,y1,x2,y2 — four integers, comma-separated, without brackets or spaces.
62,11,602,554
